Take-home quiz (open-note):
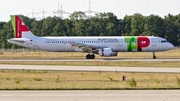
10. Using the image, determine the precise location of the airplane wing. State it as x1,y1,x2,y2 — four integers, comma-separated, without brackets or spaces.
70,42,107,53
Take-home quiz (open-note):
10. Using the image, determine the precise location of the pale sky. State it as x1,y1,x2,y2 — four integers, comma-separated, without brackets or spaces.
0,0,180,22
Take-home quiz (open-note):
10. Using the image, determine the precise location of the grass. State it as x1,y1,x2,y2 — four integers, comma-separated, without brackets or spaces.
33,78,41,81
0,48,180,59
55,75,61,83
154,79,161,84
129,78,137,87
176,77,180,86
0,49,179,67
0,70,180,90
0,49,179,90
14,78,21,84
6,77,10,80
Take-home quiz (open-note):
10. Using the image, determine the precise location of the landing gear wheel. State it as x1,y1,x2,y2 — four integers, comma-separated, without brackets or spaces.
86,54,95,59
86,54,91,59
90,54,95,59
152,52,156,59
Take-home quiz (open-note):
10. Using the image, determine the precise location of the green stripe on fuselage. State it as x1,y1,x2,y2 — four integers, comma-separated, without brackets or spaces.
10,15,16,37
125,37,138,51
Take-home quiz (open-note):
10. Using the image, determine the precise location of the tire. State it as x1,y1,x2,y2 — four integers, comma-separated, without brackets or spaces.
90,55,95,59
86,55,91,59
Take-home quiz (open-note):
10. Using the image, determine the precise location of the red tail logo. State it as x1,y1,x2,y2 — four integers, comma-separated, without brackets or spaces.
15,16,29,38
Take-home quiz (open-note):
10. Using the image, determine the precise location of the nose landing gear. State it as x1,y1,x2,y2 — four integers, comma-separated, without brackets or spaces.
152,52,156,59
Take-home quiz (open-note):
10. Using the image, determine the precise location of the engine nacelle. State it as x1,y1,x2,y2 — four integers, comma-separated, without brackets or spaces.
98,48,118,57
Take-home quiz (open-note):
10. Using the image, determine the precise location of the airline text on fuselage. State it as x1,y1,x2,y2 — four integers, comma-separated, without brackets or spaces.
98,38,118,43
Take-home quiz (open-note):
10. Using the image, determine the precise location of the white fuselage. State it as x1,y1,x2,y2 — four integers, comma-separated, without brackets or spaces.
8,36,174,52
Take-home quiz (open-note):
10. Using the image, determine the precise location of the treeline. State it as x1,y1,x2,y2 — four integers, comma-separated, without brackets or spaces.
0,12,180,49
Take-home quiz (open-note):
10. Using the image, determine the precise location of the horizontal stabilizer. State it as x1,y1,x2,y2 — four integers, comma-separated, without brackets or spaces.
7,38,30,43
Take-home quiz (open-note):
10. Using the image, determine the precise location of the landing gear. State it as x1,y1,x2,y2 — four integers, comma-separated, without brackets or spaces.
153,56,156,59
86,54,95,59
91,54,95,59
152,52,156,59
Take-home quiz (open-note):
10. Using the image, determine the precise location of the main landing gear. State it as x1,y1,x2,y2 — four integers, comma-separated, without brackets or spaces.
152,52,156,59
86,54,95,59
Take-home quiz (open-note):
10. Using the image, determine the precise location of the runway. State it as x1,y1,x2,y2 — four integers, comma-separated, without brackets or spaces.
0,90,180,101
0,65,180,73
0,58,179,62
1,64,180,101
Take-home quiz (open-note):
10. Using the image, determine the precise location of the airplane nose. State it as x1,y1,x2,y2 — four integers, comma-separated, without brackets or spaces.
168,43,174,49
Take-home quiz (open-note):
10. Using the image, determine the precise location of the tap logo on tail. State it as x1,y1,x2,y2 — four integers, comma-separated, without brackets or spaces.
10,15,30,38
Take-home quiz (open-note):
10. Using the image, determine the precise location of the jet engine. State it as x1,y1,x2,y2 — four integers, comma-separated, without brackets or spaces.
98,48,118,57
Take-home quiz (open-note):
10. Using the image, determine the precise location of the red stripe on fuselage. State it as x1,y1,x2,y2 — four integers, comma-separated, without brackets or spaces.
15,15,29,38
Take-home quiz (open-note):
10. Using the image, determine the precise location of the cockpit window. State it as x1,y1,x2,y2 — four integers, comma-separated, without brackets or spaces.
161,40,168,43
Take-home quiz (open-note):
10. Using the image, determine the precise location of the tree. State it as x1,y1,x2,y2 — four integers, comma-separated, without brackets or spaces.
0,22,5,30
164,14,179,46
130,13,145,36
143,15,164,36
69,11,87,20
122,15,133,36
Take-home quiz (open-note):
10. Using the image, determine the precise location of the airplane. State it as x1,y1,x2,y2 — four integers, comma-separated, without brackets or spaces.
8,15,174,59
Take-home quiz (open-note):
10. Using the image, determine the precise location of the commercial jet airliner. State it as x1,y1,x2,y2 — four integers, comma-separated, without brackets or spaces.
8,15,174,59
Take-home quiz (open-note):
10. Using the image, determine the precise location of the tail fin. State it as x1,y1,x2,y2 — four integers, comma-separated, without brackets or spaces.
10,15,36,38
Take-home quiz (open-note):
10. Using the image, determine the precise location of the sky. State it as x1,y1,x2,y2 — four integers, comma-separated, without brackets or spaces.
0,0,180,22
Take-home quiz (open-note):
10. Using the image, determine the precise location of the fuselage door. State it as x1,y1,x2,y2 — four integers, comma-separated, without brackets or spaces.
118,39,123,47
151,38,156,47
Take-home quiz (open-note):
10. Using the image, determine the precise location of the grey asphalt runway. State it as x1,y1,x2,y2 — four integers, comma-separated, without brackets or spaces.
0,58,179,62
0,65,180,73
0,90,180,101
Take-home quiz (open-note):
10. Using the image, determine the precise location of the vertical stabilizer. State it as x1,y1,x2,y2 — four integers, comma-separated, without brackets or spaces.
10,15,36,38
